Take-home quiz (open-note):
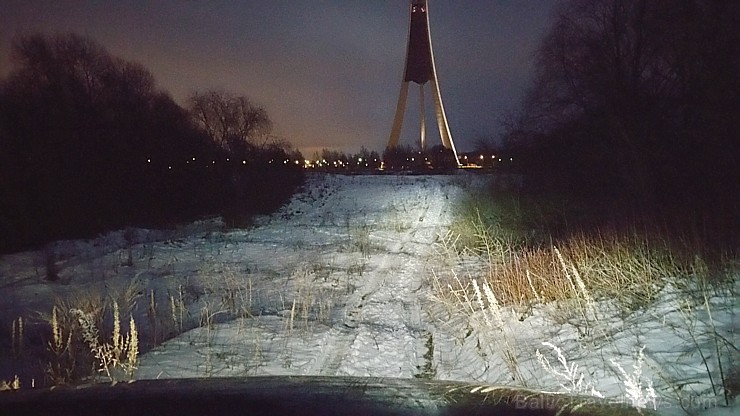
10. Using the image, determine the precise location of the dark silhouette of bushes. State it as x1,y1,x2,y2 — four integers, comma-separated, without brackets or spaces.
0,33,303,253
502,0,738,249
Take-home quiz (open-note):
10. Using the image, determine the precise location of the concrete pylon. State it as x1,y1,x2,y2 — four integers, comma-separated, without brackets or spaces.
387,0,460,166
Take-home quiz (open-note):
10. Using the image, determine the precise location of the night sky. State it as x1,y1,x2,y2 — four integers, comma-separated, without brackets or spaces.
0,1,558,156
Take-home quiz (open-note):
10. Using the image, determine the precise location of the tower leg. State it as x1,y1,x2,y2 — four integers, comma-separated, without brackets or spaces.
388,81,410,149
430,78,460,165
419,83,426,152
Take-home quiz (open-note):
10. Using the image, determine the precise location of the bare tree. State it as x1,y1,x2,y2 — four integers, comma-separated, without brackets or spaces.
188,90,272,154
511,0,738,215
0,32,229,250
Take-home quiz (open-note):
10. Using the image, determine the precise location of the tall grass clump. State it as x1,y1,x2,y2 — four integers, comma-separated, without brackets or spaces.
0,375,21,391
71,300,139,381
199,263,254,320
445,191,726,312
491,231,683,312
40,283,141,385
446,194,531,257
436,185,737,406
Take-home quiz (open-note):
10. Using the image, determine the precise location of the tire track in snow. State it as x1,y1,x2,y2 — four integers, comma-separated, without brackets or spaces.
130,175,466,380
309,177,453,378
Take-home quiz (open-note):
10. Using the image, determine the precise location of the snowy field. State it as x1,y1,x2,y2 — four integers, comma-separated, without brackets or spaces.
1,173,736,415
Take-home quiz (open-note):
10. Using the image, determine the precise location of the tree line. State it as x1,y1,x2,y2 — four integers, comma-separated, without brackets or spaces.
502,0,738,246
303,145,459,172
0,33,303,253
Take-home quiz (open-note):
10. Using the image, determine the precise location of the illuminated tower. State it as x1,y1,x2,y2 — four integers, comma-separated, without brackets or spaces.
387,0,459,165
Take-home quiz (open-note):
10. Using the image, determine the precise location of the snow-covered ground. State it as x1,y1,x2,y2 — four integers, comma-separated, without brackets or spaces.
1,173,736,415
133,173,474,381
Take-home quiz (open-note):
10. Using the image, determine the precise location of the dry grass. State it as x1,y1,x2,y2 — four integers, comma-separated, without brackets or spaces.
10,317,23,357
45,305,75,385
445,199,695,314
39,279,142,385
199,263,254,320
484,231,681,311
436,229,682,321
434,189,737,407
71,300,139,381
289,266,336,330
343,220,374,257
0,375,21,391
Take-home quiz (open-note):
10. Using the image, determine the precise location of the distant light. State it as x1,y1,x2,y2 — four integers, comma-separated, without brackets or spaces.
510,158,513,161
479,155,484,160
147,159,151,163
212,160,215,164
168,166,172,170
192,157,196,161
242,160,247,164
358,157,363,162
